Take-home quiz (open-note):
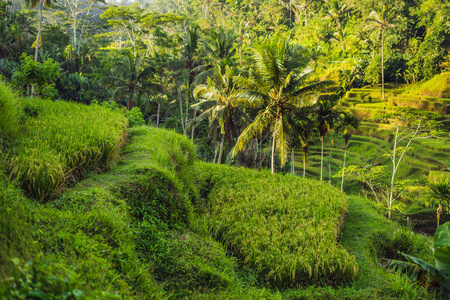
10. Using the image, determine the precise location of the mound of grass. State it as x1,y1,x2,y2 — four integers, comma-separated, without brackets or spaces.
0,81,20,140
9,98,128,201
197,162,358,288
419,72,450,98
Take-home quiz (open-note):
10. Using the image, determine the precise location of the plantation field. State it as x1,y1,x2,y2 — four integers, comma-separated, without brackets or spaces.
8,98,128,200
197,162,358,288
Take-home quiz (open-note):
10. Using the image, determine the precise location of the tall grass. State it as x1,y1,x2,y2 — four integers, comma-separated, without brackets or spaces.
0,81,20,140
10,98,128,201
198,163,358,288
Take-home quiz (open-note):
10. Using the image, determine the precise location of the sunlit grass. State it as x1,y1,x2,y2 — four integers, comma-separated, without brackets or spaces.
198,163,358,288
9,98,128,201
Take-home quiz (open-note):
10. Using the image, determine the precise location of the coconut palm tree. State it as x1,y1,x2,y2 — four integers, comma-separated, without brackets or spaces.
110,49,157,110
192,65,248,164
429,179,450,228
234,34,331,174
292,116,317,178
315,99,339,181
325,0,353,29
336,111,360,192
365,5,396,99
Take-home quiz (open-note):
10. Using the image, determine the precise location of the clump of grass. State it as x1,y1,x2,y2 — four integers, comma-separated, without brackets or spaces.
419,72,450,98
0,80,20,140
9,98,128,201
197,162,358,288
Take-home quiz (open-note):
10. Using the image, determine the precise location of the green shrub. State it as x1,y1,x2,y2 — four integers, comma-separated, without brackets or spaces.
125,107,145,127
419,72,450,98
371,226,433,262
0,80,20,140
9,98,128,201
197,162,358,288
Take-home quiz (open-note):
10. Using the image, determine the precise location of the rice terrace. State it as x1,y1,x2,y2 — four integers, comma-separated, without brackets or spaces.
0,0,450,299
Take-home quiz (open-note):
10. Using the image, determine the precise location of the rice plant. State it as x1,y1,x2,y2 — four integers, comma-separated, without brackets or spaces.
198,163,358,288
10,98,128,200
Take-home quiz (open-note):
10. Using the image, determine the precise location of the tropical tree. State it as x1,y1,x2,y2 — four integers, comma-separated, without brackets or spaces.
110,49,157,110
192,65,248,164
365,5,396,99
181,26,200,136
292,116,316,178
336,111,360,191
315,99,339,181
26,0,55,62
325,0,353,29
233,34,331,174
429,180,450,228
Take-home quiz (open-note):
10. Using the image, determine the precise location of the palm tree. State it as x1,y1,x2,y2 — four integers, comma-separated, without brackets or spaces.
336,111,360,192
110,49,157,110
365,5,396,99
192,65,248,164
292,117,316,178
234,34,331,174
181,26,200,136
315,99,339,181
325,0,353,29
429,179,450,228
26,0,55,62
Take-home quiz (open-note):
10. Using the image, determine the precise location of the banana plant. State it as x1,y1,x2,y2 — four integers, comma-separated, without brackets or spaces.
381,222,450,295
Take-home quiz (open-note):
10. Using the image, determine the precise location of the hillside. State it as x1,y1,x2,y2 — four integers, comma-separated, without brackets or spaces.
0,93,441,298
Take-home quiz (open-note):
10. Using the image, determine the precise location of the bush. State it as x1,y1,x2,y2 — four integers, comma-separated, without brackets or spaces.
197,162,358,288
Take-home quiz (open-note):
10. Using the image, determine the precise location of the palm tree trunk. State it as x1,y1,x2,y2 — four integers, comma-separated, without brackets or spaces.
291,148,294,175
341,143,347,192
303,150,306,178
157,101,160,127
213,146,218,164
320,137,324,181
304,6,308,25
191,107,197,139
217,134,225,164
128,88,134,110
35,0,42,62
178,89,186,134
328,146,332,185
381,29,385,99
73,14,77,50
271,133,276,174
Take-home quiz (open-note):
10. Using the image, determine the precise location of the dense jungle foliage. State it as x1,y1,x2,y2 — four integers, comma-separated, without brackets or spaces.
0,0,450,298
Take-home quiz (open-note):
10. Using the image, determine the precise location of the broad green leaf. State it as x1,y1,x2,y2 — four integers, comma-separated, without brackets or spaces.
434,222,450,277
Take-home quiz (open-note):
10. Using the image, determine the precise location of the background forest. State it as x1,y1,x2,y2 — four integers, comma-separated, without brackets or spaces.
1,0,450,298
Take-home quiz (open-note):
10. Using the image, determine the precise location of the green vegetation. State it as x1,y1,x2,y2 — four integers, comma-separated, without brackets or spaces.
1,0,450,296
0,82,20,140
9,97,128,200
197,162,358,287
419,73,450,98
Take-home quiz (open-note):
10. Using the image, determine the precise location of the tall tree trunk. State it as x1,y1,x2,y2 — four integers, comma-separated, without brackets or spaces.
291,148,294,175
320,137,324,181
328,135,333,185
303,150,306,178
381,29,385,99
304,6,308,25
217,134,225,164
127,88,134,110
341,143,347,192
178,89,186,134
73,14,77,50
213,145,218,164
271,133,276,174
157,102,161,127
191,107,197,139
35,0,43,62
